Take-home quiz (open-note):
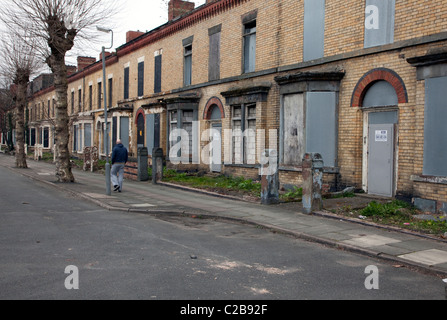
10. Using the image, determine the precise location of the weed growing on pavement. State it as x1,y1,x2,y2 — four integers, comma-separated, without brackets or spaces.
280,186,303,202
360,200,413,217
358,200,447,236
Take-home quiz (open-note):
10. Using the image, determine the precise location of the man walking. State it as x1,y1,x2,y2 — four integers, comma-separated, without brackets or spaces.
111,139,128,192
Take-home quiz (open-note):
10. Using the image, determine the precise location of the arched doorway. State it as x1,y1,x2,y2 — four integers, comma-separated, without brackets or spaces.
363,81,398,197
204,97,225,173
137,112,145,148
352,69,408,197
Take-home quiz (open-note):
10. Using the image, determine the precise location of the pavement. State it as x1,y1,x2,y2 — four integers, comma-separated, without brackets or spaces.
2,153,447,280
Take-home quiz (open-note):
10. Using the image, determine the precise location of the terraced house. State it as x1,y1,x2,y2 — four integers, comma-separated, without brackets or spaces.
26,0,447,212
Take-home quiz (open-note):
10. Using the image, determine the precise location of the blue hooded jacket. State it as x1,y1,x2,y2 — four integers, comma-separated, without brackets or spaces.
111,143,128,164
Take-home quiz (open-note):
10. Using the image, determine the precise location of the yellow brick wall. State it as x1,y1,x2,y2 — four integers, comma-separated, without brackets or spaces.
26,0,447,206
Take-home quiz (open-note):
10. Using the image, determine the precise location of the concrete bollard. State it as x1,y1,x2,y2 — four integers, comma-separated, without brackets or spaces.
83,146,91,171
260,149,279,205
302,153,324,214
152,148,163,184
137,147,149,181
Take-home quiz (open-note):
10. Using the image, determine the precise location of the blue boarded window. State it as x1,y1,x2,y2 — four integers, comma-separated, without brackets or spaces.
138,61,144,97
303,0,325,61
154,53,162,93
364,0,395,48
124,67,129,99
423,76,447,176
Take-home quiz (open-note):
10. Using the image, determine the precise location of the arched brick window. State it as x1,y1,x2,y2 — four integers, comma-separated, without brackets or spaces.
134,107,145,125
203,96,225,120
351,68,408,108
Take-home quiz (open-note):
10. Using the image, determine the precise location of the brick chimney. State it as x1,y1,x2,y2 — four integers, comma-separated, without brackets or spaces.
126,30,145,43
77,56,96,72
168,0,195,21
99,51,112,61
66,65,77,76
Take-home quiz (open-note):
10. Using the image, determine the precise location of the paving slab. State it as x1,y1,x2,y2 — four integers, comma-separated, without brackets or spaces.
398,249,447,266
342,234,402,248
369,244,413,256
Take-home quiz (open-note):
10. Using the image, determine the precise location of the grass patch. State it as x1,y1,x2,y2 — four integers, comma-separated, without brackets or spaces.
162,170,261,197
359,200,413,217
358,200,447,236
70,157,108,171
280,186,303,202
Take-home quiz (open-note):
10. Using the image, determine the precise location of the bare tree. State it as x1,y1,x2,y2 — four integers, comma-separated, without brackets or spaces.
0,87,15,151
1,0,117,182
0,32,40,168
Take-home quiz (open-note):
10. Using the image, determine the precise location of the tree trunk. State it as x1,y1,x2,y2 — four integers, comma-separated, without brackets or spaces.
50,56,74,182
15,81,27,168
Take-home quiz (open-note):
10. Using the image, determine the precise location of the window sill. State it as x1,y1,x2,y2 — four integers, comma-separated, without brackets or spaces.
224,163,260,169
279,165,339,173
411,175,447,185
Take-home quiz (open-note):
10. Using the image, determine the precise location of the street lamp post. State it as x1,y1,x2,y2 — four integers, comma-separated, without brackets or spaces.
97,26,113,195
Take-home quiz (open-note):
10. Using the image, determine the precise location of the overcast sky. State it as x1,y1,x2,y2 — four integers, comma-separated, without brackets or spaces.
67,0,206,64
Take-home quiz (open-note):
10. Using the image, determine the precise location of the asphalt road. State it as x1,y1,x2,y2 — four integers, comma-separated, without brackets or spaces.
0,165,445,301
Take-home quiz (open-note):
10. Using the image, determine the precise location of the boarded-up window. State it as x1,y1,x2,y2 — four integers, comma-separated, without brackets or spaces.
183,110,194,154
208,25,221,81
423,76,447,176
101,122,111,155
124,67,129,99
89,85,93,110
43,127,49,148
363,81,398,108
231,104,256,164
168,108,198,159
71,91,74,114
364,0,395,48
73,125,77,151
154,54,162,93
77,125,83,152
30,128,36,146
169,110,178,155
281,92,337,167
232,106,243,163
146,113,160,155
78,89,82,112
303,0,325,61
282,94,305,166
108,78,113,108
243,20,256,73
112,117,117,149
84,123,92,147
120,117,129,150
138,61,144,97
97,82,102,109
184,45,192,86
306,92,337,167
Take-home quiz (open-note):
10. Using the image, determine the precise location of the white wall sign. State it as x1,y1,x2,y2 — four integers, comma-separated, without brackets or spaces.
375,130,388,142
